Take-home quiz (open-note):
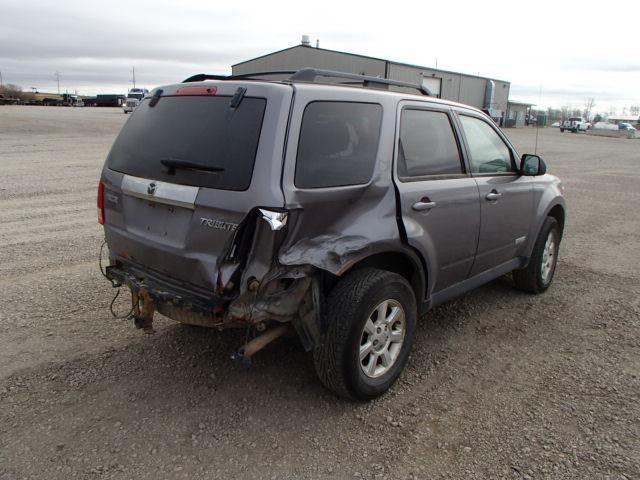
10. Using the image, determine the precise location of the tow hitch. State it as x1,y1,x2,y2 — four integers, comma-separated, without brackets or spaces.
132,288,156,334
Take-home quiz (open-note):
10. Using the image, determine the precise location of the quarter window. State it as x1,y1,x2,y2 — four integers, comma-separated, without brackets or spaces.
398,109,463,178
459,115,514,174
295,102,382,188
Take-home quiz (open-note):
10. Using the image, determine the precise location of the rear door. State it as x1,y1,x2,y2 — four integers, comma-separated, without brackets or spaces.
455,111,532,275
393,102,480,293
102,82,292,290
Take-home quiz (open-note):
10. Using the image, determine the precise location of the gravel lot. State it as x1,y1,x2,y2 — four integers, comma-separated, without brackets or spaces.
1,106,638,479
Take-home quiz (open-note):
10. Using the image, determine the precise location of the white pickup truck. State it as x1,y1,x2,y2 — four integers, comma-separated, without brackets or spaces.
560,117,591,133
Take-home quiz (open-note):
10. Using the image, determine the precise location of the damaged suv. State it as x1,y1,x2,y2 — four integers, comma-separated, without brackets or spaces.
99,69,565,400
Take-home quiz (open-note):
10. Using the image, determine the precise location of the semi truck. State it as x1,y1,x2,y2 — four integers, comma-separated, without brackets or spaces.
122,88,149,113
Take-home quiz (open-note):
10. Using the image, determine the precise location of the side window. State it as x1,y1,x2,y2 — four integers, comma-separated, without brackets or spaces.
295,102,382,188
398,109,463,178
459,115,515,174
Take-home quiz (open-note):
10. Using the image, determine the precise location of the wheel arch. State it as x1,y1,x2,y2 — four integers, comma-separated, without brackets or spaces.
547,203,566,238
338,249,427,307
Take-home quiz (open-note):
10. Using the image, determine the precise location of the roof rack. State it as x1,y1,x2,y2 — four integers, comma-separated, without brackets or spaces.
290,68,432,96
182,68,433,96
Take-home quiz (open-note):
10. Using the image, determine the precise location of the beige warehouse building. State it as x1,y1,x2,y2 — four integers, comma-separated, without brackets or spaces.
232,39,519,125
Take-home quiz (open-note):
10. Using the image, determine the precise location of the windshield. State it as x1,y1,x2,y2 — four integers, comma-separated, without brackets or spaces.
107,95,266,191
127,93,143,99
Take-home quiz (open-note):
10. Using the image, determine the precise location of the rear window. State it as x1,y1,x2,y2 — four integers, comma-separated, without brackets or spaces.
295,101,382,189
398,109,463,178
107,95,266,191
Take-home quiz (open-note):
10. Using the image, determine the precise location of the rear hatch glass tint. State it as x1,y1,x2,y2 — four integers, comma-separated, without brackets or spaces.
107,95,266,191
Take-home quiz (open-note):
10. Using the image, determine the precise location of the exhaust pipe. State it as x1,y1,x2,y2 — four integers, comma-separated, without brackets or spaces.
232,324,289,365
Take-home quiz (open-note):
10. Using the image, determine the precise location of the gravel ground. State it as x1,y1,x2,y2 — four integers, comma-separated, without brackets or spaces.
0,106,638,480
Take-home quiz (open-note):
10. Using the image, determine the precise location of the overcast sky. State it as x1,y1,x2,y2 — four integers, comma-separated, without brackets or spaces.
2,0,639,112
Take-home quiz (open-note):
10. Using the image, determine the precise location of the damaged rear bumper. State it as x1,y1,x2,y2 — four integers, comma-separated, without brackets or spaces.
106,262,228,314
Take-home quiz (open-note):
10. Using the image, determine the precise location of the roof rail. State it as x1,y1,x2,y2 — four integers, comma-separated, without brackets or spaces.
183,71,296,83
290,68,432,96
183,68,433,96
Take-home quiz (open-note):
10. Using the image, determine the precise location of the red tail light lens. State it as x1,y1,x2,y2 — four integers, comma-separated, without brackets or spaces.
174,85,217,96
97,181,105,225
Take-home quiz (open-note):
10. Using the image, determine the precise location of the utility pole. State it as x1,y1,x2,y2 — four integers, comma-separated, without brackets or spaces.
132,67,136,89
55,71,61,94
0,70,3,88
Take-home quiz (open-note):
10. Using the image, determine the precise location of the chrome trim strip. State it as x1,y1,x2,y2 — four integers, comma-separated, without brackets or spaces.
121,174,198,210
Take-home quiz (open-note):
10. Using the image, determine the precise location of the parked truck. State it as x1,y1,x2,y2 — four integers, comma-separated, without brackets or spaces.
122,88,149,114
560,117,591,133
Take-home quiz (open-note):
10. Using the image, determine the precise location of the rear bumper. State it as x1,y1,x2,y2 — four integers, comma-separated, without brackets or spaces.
106,262,228,314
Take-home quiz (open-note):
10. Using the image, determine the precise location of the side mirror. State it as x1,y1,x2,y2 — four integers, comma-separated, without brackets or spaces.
520,154,547,176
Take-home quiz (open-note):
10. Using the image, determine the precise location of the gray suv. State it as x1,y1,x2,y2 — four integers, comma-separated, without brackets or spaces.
99,69,565,400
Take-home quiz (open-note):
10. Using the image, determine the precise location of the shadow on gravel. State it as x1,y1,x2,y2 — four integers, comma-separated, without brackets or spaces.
2,275,522,412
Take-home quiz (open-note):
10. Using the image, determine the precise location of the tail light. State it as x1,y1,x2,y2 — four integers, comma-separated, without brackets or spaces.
174,85,217,96
97,181,105,225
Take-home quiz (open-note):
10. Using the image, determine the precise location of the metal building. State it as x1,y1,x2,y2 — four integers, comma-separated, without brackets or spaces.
506,101,535,128
232,39,511,124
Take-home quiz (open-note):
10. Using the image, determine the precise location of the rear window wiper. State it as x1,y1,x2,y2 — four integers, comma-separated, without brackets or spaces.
160,158,225,175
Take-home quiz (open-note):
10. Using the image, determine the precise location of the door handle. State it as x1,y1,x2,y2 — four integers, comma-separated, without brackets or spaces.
485,190,502,201
412,200,437,211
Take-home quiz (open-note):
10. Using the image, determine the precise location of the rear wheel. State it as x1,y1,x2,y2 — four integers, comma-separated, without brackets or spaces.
560,128,565,132
313,268,417,400
513,216,560,293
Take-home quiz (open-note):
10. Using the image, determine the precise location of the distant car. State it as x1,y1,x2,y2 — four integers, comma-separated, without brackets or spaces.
618,122,637,131
551,122,560,127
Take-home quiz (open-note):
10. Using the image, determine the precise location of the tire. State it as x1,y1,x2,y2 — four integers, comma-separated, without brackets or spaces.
560,128,564,132
313,268,417,401
513,216,561,293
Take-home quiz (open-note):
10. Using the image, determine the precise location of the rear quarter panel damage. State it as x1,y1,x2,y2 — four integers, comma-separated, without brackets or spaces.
278,86,406,278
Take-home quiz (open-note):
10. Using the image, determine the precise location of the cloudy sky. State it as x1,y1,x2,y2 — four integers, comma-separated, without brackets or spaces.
2,0,639,112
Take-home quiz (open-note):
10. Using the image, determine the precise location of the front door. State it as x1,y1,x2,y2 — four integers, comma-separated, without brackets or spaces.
456,112,533,275
393,103,480,294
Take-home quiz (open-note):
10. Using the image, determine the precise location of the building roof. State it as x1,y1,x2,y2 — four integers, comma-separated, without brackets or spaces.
608,115,639,121
508,100,536,106
232,44,510,84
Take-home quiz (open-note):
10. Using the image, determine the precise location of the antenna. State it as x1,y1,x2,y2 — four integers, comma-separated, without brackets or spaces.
534,84,542,155
132,67,136,89
54,71,61,94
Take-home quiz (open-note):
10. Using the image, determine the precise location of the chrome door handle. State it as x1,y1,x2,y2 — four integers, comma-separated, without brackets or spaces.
485,191,502,201
412,201,437,211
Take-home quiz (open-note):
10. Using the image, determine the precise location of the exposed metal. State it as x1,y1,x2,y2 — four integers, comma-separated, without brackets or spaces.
259,209,288,230
232,324,290,364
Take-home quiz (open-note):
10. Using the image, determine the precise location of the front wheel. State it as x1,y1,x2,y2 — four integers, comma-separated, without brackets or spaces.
313,268,417,400
513,217,561,293
560,128,565,132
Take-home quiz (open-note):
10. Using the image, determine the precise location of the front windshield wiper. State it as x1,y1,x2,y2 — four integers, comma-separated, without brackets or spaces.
160,158,225,175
